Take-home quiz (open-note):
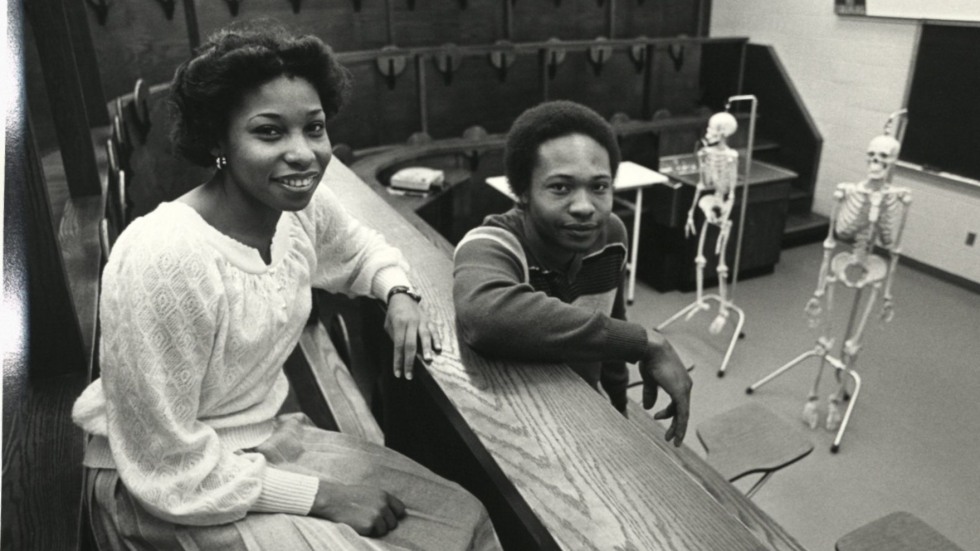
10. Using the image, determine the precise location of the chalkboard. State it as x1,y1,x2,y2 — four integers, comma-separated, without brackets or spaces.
835,0,980,22
900,24,980,182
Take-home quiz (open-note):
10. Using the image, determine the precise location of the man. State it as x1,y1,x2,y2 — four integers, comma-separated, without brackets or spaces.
453,100,692,446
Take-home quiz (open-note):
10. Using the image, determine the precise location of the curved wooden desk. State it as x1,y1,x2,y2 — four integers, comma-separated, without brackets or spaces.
333,156,806,550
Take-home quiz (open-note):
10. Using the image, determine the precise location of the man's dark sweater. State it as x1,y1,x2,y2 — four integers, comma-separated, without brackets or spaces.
452,208,649,411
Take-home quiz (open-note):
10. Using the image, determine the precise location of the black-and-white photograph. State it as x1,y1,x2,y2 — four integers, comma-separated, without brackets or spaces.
3,1,978,550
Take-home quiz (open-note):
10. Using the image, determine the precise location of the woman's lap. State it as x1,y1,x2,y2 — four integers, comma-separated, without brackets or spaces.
88,414,500,551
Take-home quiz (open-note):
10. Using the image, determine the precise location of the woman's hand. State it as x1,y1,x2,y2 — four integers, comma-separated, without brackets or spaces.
310,479,406,537
384,294,442,380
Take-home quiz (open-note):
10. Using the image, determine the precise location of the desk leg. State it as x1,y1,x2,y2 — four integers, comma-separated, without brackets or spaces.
628,188,643,306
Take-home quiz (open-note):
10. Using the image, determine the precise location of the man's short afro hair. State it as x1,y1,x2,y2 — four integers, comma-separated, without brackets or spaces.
504,100,621,198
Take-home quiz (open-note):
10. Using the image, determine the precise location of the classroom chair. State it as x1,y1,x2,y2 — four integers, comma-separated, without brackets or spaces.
696,402,813,497
836,511,964,551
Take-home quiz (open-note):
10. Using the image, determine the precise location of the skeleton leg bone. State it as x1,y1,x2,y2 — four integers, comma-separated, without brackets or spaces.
826,284,875,431
685,219,713,321
710,219,733,335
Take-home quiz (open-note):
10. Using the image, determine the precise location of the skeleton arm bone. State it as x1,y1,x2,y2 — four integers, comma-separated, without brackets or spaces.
685,148,710,237
879,192,911,322
806,186,847,321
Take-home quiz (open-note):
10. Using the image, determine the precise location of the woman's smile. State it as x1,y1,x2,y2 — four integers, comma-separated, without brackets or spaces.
272,171,320,191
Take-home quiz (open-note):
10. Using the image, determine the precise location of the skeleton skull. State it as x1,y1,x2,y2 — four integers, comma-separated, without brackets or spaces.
704,112,738,145
866,135,900,181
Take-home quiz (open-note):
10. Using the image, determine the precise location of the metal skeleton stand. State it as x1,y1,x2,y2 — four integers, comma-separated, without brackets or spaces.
747,110,911,453
657,95,757,377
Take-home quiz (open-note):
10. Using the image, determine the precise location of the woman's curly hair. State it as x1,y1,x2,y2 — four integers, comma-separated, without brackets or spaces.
504,100,621,198
168,20,352,167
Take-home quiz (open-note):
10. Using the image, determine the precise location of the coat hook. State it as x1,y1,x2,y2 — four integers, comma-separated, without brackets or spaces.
588,38,612,77
224,0,241,16
155,0,176,20
488,40,517,83
435,44,462,85
376,46,408,90
667,43,685,71
84,0,110,26
543,38,566,80
629,37,647,73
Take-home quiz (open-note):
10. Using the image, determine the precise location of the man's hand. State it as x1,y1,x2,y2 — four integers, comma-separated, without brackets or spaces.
310,479,406,537
384,295,442,380
639,329,693,447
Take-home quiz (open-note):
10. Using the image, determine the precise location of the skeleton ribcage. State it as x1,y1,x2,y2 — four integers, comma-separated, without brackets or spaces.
835,186,904,248
699,149,738,194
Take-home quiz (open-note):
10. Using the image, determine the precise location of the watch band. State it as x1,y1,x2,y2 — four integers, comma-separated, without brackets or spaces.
387,285,422,304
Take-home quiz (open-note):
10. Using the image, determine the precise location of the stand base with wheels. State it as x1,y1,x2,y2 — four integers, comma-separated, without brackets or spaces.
746,346,862,453
657,293,744,377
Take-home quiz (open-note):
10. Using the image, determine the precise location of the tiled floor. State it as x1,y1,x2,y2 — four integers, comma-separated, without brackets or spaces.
625,243,980,550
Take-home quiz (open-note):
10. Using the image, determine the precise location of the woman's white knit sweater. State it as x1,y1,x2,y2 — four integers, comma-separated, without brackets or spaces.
72,182,411,526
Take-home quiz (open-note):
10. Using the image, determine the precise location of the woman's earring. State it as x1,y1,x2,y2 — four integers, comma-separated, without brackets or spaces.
215,156,228,170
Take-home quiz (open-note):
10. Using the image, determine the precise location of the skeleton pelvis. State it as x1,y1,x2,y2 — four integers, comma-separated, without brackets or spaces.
831,252,887,288
698,195,731,224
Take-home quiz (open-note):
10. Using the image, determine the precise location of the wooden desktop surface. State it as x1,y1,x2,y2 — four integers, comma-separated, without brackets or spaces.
335,157,806,550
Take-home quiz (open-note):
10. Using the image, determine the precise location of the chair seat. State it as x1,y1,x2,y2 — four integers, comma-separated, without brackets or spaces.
836,512,963,551
697,402,813,483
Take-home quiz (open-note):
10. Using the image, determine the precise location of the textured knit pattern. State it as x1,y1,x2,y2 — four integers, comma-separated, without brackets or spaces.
452,208,648,411
72,181,411,526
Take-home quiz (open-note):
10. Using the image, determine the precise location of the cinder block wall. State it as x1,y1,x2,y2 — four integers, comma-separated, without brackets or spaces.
711,1,980,283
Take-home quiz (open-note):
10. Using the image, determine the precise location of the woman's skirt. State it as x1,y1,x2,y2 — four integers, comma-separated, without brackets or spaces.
87,413,501,550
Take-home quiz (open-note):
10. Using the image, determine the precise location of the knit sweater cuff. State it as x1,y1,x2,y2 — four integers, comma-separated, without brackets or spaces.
604,318,650,363
371,266,412,302
251,467,319,516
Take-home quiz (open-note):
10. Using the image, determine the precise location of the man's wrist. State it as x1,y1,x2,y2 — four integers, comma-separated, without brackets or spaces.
643,328,670,361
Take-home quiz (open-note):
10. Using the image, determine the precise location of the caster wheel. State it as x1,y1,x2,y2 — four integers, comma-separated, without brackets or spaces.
717,371,725,378
831,444,840,454
745,387,754,395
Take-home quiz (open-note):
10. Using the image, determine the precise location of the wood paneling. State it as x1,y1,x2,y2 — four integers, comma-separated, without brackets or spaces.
195,0,390,53
511,0,608,42
613,0,701,39
423,50,541,138
83,0,191,98
547,47,647,119
389,0,504,46
328,59,423,150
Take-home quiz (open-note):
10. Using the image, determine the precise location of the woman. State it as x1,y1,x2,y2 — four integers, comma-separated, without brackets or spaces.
72,22,500,550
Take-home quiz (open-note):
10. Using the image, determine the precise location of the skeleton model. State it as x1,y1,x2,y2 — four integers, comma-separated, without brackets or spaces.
658,105,752,377
684,112,740,334
747,111,911,453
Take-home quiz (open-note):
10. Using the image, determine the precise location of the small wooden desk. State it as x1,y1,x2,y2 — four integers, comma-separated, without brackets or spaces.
486,161,674,305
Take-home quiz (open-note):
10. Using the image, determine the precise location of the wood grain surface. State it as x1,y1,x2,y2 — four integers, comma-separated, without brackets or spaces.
324,158,806,550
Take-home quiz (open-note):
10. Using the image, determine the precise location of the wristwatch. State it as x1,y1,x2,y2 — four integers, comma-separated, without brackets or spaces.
387,285,422,305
